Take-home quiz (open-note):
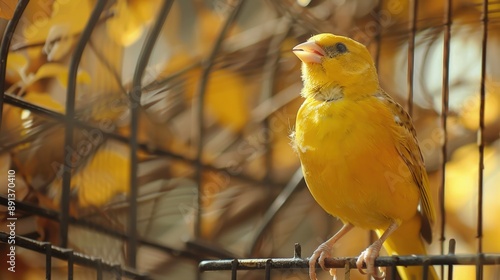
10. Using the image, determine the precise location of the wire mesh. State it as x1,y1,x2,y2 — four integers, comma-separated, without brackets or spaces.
0,0,499,279
199,242,500,280
0,232,149,279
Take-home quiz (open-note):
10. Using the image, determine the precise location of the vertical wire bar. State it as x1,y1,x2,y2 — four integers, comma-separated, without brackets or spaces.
406,0,419,117
367,230,376,280
265,259,272,280
448,239,456,280
294,243,301,258
231,259,239,280
127,0,174,268
477,0,488,278
193,0,245,238
476,254,485,280
423,262,429,280
96,258,103,280
44,242,52,280
440,2,452,279
66,249,74,280
390,257,397,280
60,0,108,248
0,0,30,130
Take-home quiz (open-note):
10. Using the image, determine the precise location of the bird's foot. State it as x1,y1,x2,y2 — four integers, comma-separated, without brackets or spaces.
309,242,336,280
356,242,386,279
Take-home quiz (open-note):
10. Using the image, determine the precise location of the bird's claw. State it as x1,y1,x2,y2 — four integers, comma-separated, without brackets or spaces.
356,245,385,279
309,243,333,280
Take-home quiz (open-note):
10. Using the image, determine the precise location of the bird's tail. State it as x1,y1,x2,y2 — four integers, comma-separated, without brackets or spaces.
376,215,439,280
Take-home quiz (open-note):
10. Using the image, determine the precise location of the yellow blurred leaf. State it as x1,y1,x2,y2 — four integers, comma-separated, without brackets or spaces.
75,148,130,207
23,92,64,113
6,52,28,82
76,72,92,85
49,146,130,209
445,143,498,212
33,63,66,80
0,0,16,19
459,82,500,130
7,52,28,71
186,69,250,133
34,63,91,87
107,0,145,46
206,70,250,132
129,0,162,22
0,103,23,138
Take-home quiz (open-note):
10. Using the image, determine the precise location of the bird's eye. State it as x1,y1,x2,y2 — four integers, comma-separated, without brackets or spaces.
336,42,347,53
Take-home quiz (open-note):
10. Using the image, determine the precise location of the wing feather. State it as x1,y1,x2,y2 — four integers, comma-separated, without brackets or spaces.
376,90,436,242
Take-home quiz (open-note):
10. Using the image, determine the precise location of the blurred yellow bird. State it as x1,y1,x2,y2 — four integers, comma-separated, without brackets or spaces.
292,33,438,280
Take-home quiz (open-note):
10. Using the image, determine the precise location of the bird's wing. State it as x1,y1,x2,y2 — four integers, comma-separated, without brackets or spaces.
376,90,436,242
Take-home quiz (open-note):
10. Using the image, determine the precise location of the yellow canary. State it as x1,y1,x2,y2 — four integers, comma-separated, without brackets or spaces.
292,34,438,280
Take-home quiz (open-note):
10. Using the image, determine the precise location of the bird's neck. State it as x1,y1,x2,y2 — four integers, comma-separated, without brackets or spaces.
302,78,379,101
301,65,380,101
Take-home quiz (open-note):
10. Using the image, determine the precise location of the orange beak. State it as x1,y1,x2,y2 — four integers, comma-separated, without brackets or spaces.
292,41,325,64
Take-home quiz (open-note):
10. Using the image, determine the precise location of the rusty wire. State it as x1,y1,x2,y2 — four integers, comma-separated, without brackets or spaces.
0,232,150,279
199,242,500,280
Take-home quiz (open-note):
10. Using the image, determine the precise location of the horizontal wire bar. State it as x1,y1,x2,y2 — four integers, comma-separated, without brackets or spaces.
199,254,500,272
0,232,149,279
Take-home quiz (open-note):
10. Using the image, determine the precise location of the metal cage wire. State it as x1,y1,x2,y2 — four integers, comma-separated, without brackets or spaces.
0,0,499,279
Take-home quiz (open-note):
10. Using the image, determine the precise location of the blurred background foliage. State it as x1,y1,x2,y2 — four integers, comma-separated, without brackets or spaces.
0,0,499,279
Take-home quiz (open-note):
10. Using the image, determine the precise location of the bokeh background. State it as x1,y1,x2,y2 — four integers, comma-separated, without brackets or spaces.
0,0,499,279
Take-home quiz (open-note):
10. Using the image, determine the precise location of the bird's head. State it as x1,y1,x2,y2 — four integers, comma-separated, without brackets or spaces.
293,33,379,101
